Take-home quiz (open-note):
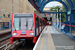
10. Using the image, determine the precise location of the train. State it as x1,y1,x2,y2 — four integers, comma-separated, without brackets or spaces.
47,21,52,26
48,22,52,26
10,13,47,44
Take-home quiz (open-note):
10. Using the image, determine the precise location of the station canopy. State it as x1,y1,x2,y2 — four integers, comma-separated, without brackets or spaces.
28,0,75,13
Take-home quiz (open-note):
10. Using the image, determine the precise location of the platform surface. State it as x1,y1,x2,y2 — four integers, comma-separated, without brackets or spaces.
33,26,75,50
33,26,55,50
0,29,11,34
50,26,75,50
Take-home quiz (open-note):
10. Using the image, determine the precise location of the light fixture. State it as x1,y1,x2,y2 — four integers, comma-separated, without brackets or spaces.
30,33,34,36
12,33,17,36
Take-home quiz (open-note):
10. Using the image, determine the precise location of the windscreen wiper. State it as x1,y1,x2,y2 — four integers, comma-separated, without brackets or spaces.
30,23,34,31
13,21,16,31
25,25,28,27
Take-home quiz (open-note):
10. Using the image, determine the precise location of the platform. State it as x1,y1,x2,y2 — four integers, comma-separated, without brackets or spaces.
50,26,75,50
33,26,55,50
0,29,11,34
33,26,75,50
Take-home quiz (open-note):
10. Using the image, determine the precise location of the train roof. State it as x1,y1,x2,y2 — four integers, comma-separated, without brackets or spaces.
13,13,47,21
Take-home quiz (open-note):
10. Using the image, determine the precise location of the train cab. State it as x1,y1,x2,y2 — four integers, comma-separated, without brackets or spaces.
10,13,46,44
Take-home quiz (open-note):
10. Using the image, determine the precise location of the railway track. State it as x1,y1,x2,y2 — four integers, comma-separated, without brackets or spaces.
13,40,35,50
0,31,11,42
0,31,11,50
0,39,10,47
0,40,19,50
0,31,35,50
0,39,34,50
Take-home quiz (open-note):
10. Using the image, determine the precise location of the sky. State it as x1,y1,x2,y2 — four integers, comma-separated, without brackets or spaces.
45,1,62,7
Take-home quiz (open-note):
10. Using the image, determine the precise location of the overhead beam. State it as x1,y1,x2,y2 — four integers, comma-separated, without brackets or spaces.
72,8,75,11
42,12,67,14
28,0,41,13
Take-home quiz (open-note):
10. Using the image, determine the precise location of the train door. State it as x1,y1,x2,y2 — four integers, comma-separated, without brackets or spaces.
21,17,34,30
28,18,34,30
21,18,28,30
36,16,39,35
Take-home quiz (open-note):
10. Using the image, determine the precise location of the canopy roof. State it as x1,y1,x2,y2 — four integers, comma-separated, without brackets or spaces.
28,0,75,13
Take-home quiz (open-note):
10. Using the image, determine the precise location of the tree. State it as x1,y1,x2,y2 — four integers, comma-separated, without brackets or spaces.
50,6,66,22
50,6,60,12
61,6,66,22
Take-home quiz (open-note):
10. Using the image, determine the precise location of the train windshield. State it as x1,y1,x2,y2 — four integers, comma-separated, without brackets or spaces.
13,14,34,30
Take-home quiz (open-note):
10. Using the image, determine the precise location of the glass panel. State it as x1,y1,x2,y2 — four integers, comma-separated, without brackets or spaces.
36,17,39,35
74,11,75,21
28,18,34,30
71,0,75,8
13,14,34,30
62,0,71,11
44,0,48,4
39,19,42,32
21,18,26,30
5,23,9,27
13,18,19,30
71,0,75,21
41,0,43,3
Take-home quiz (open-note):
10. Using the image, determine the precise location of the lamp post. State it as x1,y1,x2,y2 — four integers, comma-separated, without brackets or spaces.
57,9,58,29
52,9,59,29
60,8,61,30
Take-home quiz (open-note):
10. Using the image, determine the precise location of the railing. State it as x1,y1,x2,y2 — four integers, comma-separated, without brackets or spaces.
0,41,19,50
52,22,75,40
0,22,10,30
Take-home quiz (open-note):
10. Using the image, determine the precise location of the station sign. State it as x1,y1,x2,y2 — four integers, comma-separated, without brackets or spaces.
67,11,71,15
45,13,50,17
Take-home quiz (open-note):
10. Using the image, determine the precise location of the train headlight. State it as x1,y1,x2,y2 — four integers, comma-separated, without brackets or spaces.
13,33,17,36
30,33,34,36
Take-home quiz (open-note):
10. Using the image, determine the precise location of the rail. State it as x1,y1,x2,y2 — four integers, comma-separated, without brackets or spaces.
0,41,18,50
52,22,75,40
0,22,10,30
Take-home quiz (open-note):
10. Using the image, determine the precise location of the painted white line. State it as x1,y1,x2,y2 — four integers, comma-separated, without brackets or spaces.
33,27,46,50
33,31,43,50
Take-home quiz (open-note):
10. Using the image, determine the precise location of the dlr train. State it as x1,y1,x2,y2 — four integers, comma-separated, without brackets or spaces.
10,13,47,44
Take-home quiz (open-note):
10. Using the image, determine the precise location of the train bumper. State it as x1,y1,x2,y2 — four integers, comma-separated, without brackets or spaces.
10,37,13,44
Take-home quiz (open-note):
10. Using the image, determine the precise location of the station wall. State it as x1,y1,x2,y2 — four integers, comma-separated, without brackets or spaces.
0,0,35,22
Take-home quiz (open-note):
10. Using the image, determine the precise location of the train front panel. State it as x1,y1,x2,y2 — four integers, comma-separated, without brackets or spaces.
10,13,35,44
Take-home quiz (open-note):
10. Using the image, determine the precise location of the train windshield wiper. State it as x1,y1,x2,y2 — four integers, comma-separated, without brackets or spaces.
13,21,16,31
25,24,28,27
30,23,34,31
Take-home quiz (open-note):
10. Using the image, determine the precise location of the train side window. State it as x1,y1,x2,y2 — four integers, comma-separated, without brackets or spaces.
36,16,39,34
43,20,44,28
40,19,42,31
39,18,41,32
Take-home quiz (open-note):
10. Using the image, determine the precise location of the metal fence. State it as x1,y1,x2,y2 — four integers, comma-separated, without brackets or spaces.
52,22,75,40
0,22,10,30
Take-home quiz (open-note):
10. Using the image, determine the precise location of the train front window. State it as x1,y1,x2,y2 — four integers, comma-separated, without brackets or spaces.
21,18,34,30
13,14,34,30
13,18,19,30
28,18,34,30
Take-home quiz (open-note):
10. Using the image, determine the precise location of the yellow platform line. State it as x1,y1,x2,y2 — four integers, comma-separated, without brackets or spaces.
40,34,45,50
40,26,55,50
48,33,51,50
48,26,56,50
